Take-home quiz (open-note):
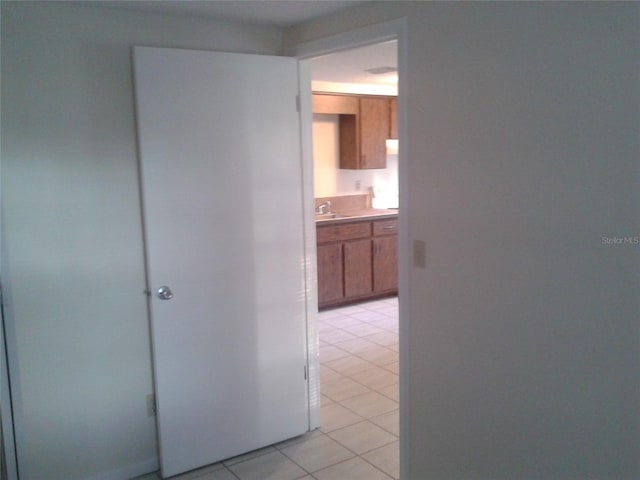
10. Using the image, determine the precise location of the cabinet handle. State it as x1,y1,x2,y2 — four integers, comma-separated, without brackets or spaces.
383,225,395,230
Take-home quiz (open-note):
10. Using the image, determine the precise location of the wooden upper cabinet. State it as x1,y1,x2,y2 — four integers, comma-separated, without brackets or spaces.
312,94,358,114
357,97,389,169
312,93,397,170
389,97,398,139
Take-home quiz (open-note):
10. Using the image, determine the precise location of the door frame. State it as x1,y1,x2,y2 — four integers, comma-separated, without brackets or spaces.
293,17,409,478
1,285,19,480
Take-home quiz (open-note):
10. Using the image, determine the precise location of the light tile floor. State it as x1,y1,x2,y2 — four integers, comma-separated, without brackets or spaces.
134,297,399,480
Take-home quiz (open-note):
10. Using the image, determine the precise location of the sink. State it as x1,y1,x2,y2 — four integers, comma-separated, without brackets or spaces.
315,212,351,220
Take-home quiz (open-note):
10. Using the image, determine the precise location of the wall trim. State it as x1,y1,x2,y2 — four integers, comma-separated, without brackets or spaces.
292,17,405,59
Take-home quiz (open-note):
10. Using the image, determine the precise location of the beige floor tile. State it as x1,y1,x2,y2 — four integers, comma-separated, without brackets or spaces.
321,328,359,344
377,383,399,402
280,433,355,472
355,346,398,367
318,323,339,334
322,376,371,402
171,462,226,479
359,299,393,310
333,305,368,315
348,367,398,391
379,325,399,334
331,337,379,355
382,361,399,375
313,457,393,480
320,365,344,384
327,421,396,455
367,317,398,335
319,344,350,363
338,391,397,419
387,342,399,352
319,402,363,432
363,331,399,347
339,323,386,337
318,309,345,321
377,305,399,316
348,310,390,323
324,355,375,376
323,316,368,329
321,394,335,406
223,446,276,466
362,441,399,479
274,429,325,450
227,451,306,480
196,468,239,480
370,410,399,436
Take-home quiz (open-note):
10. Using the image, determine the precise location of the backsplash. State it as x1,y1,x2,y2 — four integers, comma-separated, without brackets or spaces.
314,194,371,212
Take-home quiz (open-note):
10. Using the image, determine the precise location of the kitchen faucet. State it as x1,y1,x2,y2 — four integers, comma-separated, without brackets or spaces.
316,200,332,214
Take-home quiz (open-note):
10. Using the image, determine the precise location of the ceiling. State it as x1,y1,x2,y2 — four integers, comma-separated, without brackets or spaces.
311,40,397,92
97,0,396,90
98,0,369,28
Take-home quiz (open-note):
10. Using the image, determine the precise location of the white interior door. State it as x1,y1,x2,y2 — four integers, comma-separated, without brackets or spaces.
133,47,309,478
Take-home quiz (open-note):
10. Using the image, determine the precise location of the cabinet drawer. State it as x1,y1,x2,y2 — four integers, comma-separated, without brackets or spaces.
373,219,398,236
317,222,371,243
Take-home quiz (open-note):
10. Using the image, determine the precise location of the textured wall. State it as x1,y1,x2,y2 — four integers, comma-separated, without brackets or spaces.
288,2,640,478
1,3,283,479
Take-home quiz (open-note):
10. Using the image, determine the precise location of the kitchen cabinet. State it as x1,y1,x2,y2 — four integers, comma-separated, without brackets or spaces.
312,93,397,170
316,217,398,309
345,97,389,169
372,219,398,293
312,94,358,114
344,239,373,297
317,243,343,305
389,97,398,139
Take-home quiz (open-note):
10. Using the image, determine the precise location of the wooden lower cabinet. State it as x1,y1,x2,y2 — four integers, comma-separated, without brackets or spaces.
344,239,372,297
373,236,398,293
317,243,343,305
317,218,397,309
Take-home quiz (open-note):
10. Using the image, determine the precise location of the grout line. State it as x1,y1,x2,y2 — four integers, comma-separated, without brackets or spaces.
225,465,242,480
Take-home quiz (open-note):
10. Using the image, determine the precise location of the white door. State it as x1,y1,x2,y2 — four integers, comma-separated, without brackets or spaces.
133,47,309,478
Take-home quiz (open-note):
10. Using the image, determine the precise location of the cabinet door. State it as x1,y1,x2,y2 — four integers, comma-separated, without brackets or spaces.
373,235,398,293
317,243,344,305
344,239,373,297
389,97,398,139
359,97,389,169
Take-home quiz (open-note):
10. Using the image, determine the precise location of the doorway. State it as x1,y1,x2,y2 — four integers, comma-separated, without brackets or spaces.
307,38,401,478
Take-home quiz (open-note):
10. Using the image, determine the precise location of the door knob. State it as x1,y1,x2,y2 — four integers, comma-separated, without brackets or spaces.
157,286,174,300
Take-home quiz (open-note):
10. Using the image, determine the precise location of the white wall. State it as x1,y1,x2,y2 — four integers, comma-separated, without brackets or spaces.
289,2,640,479
0,3,283,479
313,114,398,206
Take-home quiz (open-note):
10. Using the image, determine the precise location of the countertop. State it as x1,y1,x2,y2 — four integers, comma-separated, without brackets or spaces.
315,208,398,225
